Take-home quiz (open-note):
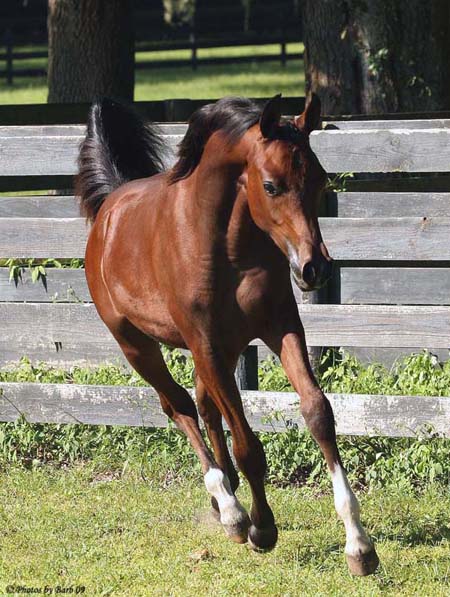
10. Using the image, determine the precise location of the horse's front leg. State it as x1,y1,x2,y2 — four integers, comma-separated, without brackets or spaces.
263,316,379,576
191,341,278,551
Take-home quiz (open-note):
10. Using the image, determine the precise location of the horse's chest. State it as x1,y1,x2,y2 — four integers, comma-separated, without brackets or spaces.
235,271,275,312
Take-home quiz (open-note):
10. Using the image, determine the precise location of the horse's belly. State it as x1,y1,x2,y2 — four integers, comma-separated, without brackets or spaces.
111,285,187,348
127,300,187,348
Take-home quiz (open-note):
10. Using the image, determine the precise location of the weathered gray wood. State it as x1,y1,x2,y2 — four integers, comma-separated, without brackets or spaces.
0,268,90,302
0,382,448,437
334,192,450,217
2,216,450,261
0,382,166,427
323,119,450,130
0,136,82,176
0,218,88,258
0,135,181,176
0,124,187,136
240,390,450,437
310,128,450,173
320,217,450,261
3,128,450,177
0,196,79,218
296,304,450,348
0,125,86,137
341,268,450,305
2,192,448,221
0,303,447,366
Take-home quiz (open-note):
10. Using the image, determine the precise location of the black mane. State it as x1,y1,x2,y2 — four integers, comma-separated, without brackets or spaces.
170,96,262,183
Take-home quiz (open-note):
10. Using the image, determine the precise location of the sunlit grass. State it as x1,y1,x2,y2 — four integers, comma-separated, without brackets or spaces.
134,60,304,101
0,45,304,105
0,466,448,595
135,41,303,62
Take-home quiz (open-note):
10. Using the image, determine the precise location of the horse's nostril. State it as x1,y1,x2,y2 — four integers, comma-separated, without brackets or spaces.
302,261,316,286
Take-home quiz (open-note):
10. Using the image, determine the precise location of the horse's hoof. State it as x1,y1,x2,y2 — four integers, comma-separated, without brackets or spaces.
223,514,250,544
346,548,379,576
248,523,278,552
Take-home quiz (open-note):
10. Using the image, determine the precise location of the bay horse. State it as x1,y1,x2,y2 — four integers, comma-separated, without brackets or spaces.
77,94,379,575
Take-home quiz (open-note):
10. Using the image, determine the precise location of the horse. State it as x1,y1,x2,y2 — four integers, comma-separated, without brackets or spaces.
77,93,379,576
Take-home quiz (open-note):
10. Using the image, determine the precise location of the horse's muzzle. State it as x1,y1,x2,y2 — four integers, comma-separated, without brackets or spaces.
291,257,333,292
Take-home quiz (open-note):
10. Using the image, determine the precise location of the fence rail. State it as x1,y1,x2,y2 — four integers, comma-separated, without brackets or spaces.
0,102,449,436
1,383,449,438
0,302,448,366
0,32,301,84
0,215,449,261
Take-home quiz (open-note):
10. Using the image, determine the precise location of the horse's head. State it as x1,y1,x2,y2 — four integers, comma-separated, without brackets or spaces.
246,94,332,291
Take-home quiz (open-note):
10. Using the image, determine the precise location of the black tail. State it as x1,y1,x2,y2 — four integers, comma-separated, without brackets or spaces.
77,98,165,221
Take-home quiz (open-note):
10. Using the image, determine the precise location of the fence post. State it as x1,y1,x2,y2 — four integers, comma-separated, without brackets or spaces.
190,31,197,71
5,28,13,86
280,34,287,67
280,40,287,67
280,16,287,67
235,345,258,390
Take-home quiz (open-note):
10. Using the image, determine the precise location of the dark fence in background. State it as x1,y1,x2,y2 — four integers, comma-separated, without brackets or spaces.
0,0,302,83
0,96,305,126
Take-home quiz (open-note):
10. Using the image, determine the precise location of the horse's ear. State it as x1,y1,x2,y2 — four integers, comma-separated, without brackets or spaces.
295,93,321,135
259,93,282,138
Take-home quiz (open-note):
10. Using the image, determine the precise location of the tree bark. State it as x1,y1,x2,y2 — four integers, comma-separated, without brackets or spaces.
303,0,450,115
47,0,134,103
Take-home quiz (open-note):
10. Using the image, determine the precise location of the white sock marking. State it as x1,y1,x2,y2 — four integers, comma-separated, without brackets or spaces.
204,468,247,528
331,464,373,557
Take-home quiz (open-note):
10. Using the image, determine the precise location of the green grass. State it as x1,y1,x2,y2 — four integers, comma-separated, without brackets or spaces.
0,465,449,596
0,44,304,105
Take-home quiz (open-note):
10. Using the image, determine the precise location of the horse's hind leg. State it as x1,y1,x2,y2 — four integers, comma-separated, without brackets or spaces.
188,343,278,552
111,321,249,543
195,376,241,516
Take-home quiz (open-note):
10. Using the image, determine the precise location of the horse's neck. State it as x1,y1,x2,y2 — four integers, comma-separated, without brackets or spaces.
188,136,280,269
226,188,275,267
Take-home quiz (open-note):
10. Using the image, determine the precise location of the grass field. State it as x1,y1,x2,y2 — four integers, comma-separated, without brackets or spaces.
0,466,449,596
0,44,304,105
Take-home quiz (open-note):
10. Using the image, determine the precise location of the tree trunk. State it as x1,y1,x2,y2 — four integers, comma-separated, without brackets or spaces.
47,0,134,103
303,0,450,114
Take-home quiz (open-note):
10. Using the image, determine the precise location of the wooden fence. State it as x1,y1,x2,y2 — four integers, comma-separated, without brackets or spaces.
0,31,301,84
1,0,301,83
0,102,449,437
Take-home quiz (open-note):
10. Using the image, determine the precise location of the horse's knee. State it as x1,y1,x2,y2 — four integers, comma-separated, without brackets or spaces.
160,384,199,423
301,390,336,443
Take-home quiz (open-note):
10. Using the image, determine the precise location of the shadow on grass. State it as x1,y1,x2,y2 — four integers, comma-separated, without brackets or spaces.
375,522,450,547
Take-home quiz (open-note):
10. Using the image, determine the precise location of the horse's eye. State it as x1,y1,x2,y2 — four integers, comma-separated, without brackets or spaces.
263,181,279,196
